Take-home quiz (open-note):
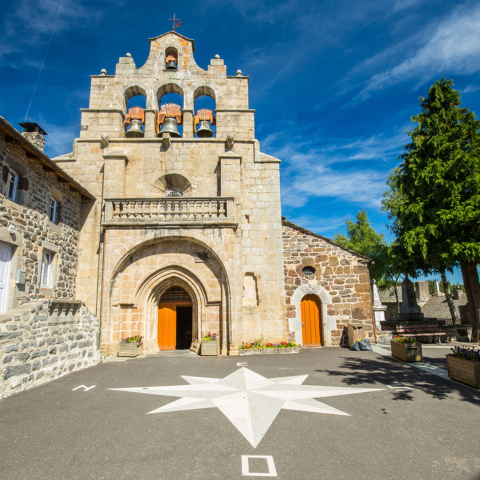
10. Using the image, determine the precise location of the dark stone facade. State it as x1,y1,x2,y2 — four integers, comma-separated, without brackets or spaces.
282,220,374,346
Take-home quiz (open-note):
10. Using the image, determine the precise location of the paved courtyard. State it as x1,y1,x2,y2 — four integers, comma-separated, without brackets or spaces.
1,346,480,480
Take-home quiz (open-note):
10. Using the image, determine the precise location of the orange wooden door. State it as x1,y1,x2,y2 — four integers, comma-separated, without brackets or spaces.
301,295,322,346
158,304,176,350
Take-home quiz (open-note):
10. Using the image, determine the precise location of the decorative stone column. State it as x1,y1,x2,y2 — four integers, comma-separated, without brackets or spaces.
372,280,387,331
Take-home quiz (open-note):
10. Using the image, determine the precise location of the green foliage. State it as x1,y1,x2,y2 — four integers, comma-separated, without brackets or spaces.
253,338,266,349
334,210,402,287
382,78,480,272
393,336,418,343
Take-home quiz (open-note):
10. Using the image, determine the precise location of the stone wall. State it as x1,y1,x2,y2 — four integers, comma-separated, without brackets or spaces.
0,127,87,307
0,300,102,398
282,220,374,346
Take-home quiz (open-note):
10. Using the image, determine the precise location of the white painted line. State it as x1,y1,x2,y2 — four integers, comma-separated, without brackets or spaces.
386,384,405,389
242,455,277,477
72,385,96,391
237,362,248,366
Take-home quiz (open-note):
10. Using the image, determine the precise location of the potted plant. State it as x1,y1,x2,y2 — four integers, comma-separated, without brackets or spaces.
446,346,480,389
201,333,218,356
118,336,143,357
391,335,422,362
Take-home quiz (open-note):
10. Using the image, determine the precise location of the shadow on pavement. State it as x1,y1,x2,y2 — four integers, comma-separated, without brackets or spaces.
316,354,480,405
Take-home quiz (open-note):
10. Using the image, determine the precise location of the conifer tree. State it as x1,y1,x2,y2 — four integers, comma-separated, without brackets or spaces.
382,78,480,340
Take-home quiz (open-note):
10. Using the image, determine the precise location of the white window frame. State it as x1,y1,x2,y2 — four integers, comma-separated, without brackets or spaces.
6,169,18,202
41,251,53,288
49,197,57,223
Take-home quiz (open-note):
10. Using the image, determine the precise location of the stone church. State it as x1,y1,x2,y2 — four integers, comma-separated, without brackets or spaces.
1,31,374,366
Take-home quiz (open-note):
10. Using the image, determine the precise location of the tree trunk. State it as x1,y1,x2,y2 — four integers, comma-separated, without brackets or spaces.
460,261,480,343
440,268,459,326
393,279,400,313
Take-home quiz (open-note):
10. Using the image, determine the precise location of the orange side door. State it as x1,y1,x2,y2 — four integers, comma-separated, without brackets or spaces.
301,295,321,347
158,304,176,350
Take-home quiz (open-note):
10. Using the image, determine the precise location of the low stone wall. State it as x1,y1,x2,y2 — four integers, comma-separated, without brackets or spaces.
239,347,301,355
0,300,102,398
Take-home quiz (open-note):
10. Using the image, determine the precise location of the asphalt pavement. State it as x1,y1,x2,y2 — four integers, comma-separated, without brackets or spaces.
1,347,479,480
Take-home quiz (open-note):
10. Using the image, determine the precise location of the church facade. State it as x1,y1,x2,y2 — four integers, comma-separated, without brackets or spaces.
49,31,374,356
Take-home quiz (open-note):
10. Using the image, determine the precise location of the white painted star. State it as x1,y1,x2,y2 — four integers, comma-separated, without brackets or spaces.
110,367,382,447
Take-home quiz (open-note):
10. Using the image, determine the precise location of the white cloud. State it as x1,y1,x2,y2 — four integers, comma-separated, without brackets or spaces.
270,128,405,211
462,85,480,94
0,0,123,64
353,6,480,101
393,0,422,11
286,214,350,235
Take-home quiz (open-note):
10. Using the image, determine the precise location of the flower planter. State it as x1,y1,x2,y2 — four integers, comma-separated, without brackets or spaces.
201,340,218,356
118,341,141,357
391,341,422,362
446,354,480,389
239,347,301,355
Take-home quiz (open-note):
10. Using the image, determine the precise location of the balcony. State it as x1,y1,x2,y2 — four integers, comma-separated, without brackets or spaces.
103,197,236,228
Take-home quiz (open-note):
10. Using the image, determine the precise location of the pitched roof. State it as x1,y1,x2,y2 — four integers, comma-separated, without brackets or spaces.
148,31,196,53
282,217,371,262
0,116,95,200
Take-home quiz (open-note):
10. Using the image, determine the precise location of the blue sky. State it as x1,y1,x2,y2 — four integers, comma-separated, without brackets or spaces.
1,0,479,283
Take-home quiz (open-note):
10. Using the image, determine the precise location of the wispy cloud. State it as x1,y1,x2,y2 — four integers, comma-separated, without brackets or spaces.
393,0,422,12
352,5,480,101
0,0,123,65
265,127,405,210
286,214,350,236
462,85,480,94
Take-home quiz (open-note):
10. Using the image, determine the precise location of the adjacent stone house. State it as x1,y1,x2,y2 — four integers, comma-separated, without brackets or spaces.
0,117,102,398
282,219,374,346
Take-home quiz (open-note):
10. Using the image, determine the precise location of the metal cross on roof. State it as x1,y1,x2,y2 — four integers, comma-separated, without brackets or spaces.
170,14,182,31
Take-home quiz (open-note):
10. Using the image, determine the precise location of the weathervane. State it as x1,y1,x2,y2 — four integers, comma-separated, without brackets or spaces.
170,14,182,32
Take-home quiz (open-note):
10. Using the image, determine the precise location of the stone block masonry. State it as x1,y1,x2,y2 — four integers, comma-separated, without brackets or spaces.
282,219,374,346
0,300,102,398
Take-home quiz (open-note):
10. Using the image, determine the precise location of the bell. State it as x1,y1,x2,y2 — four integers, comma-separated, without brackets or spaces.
196,120,213,138
159,117,181,138
166,60,177,70
125,118,144,138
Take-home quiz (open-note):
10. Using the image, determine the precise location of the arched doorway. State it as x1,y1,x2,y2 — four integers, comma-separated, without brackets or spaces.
158,286,193,350
300,294,322,347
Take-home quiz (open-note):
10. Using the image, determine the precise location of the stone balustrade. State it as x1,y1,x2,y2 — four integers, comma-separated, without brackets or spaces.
103,197,235,226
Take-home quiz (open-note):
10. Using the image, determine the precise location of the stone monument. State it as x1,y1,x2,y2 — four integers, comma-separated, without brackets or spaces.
399,276,424,322
372,280,387,332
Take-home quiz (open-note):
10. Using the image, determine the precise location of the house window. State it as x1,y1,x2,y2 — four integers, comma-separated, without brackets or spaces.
49,197,57,223
41,252,53,287
6,169,18,201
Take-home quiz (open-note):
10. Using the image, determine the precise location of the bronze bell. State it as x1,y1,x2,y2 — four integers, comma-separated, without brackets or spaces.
196,120,214,138
125,118,144,138
160,117,181,138
166,60,177,70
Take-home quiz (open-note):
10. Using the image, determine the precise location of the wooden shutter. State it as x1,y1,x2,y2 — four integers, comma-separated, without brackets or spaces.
56,202,62,224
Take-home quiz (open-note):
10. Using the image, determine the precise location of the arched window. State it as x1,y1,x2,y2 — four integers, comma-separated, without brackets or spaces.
194,86,217,138
164,189,183,197
165,47,178,70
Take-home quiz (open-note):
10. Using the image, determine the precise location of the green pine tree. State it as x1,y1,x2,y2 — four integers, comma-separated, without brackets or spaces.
382,78,480,339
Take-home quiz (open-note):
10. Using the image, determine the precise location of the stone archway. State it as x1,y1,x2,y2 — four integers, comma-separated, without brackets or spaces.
105,236,231,356
290,285,336,346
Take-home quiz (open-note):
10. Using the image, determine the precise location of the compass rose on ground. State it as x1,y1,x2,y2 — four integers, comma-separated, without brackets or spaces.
110,367,382,447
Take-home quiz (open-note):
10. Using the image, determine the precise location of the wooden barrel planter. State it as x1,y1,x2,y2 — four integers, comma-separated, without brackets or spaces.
446,355,480,389
391,341,423,362
201,341,218,356
118,341,141,357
